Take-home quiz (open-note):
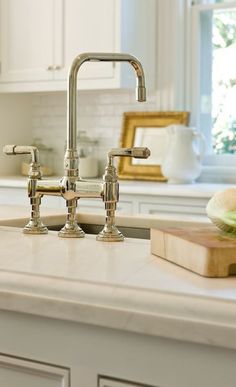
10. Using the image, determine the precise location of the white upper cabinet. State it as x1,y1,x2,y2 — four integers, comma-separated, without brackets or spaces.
0,0,156,92
54,0,117,87
0,0,54,83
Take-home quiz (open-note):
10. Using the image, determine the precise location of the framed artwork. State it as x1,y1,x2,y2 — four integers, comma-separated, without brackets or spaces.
118,111,190,181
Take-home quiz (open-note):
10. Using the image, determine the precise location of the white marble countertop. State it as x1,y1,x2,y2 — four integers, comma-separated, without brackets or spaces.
0,175,234,198
0,224,235,351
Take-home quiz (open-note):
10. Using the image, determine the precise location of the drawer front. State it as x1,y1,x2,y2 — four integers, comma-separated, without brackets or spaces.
99,375,157,387
78,199,104,214
0,187,27,206
78,199,133,214
0,354,70,387
0,188,64,208
138,195,208,216
116,200,133,214
139,202,207,215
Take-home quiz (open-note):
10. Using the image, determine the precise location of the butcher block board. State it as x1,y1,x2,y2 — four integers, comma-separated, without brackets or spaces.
150,226,236,277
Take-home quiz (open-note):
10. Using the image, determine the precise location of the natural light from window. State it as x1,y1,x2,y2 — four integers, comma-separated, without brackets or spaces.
196,0,236,157
212,8,236,154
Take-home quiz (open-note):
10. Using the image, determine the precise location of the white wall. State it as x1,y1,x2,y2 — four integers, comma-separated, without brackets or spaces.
32,90,157,176
0,94,33,175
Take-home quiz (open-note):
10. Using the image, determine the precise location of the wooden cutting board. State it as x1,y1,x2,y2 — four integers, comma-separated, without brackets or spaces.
151,226,236,277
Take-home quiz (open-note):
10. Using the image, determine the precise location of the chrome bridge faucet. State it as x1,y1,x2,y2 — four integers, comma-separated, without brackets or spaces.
3,52,150,241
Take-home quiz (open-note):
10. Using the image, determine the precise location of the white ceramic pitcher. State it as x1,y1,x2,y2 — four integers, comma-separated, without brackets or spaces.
161,125,205,184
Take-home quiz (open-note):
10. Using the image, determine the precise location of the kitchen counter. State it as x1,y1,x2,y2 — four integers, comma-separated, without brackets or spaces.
0,224,235,351
0,207,235,386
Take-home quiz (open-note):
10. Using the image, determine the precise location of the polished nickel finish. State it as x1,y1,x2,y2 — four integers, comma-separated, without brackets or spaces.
3,53,148,241
108,147,150,159
62,52,146,238
23,197,48,235
97,147,150,242
58,199,85,238
3,145,48,235
66,53,146,164
3,145,40,164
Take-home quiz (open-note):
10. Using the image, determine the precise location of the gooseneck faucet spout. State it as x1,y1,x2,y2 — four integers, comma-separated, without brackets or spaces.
65,52,146,178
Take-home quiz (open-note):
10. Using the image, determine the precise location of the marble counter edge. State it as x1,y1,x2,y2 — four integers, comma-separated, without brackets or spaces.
0,270,235,350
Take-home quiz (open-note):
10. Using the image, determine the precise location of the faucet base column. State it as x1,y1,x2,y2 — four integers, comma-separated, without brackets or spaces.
23,221,48,235
58,199,85,238
58,223,84,238
96,225,124,242
23,197,48,235
96,209,124,242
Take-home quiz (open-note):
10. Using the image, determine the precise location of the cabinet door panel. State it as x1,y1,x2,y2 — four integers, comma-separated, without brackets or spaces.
55,0,117,81
0,0,54,82
0,187,28,206
78,198,132,214
138,195,208,216
0,355,70,387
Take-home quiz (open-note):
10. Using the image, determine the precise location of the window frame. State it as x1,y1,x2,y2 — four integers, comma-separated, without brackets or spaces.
186,0,236,175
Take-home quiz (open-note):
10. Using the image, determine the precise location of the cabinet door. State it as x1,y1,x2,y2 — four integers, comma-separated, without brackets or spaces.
0,0,54,82
54,0,117,84
77,198,133,214
0,354,70,387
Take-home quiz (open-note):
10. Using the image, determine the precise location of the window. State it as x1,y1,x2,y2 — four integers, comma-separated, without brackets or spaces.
190,0,236,164
157,0,236,180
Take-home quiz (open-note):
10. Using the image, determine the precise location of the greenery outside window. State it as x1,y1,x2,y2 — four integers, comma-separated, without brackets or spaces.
189,0,236,176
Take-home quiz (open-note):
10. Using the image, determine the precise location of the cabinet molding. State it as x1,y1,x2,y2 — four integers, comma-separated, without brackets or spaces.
0,354,70,387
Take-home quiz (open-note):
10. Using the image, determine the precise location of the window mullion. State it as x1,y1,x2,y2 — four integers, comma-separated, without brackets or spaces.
192,1,236,11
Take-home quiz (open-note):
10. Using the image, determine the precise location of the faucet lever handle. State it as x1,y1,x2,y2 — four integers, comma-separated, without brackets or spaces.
3,144,47,235
3,145,40,164
108,147,151,159
97,146,150,243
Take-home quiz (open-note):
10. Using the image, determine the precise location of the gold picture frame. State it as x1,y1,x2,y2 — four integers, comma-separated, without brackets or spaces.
118,111,190,181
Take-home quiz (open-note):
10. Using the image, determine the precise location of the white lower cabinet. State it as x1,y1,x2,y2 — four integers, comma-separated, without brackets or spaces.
0,187,28,206
0,311,236,387
0,186,134,214
137,195,208,216
98,375,156,386
0,185,209,216
0,354,70,387
0,187,65,208
78,197,133,214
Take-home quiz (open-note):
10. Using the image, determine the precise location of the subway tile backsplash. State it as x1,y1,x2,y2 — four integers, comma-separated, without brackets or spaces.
32,90,157,175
